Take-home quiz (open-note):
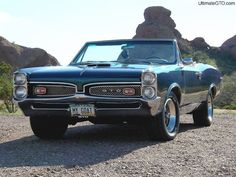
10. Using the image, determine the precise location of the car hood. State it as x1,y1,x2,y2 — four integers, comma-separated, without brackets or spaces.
20,64,155,91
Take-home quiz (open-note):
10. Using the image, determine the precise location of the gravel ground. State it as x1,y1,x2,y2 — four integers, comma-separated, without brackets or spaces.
0,110,235,177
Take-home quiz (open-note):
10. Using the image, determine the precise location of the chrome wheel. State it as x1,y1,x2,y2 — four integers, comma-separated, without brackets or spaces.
163,98,177,133
207,94,213,122
146,92,179,141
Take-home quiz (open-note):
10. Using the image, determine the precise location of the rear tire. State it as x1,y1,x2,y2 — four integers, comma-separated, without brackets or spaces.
30,116,68,139
193,92,213,126
147,92,180,141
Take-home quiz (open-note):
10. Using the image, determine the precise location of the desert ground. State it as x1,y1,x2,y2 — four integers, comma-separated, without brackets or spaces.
0,110,235,177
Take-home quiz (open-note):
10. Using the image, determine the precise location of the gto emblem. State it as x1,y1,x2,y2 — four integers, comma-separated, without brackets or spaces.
34,86,47,95
123,88,135,96
101,88,122,93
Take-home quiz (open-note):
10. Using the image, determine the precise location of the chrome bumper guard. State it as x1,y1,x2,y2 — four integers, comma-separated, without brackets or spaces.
16,94,162,116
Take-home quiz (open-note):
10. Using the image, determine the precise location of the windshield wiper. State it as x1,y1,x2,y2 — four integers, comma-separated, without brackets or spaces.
120,59,153,65
120,58,171,65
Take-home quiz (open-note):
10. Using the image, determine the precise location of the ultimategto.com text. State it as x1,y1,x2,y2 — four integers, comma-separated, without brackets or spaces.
198,1,235,5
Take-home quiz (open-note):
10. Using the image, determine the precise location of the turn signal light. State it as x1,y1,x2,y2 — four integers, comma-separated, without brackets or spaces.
34,87,47,95
123,88,135,96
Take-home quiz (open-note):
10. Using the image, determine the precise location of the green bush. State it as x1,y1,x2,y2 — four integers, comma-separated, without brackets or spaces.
214,73,236,109
0,61,18,113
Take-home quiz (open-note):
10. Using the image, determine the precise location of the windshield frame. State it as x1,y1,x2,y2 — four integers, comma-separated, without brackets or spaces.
69,40,177,65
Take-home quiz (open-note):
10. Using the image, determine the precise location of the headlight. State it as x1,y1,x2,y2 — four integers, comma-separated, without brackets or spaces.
142,86,156,99
14,73,27,85
14,86,27,99
142,72,156,85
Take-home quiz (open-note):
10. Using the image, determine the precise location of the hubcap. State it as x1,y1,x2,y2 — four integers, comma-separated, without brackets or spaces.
207,95,213,121
163,98,177,133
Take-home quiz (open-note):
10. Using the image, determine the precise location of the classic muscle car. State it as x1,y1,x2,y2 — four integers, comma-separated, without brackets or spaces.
13,39,222,141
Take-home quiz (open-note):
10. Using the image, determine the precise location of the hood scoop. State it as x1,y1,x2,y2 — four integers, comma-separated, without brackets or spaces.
76,62,111,68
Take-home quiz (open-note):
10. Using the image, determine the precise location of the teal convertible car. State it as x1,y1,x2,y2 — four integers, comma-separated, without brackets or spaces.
13,39,222,141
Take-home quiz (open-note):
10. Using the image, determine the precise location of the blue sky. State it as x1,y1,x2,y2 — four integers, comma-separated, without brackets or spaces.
0,0,235,65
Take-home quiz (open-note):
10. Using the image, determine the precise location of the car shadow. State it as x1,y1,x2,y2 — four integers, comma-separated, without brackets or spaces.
0,122,199,168
179,123,204,133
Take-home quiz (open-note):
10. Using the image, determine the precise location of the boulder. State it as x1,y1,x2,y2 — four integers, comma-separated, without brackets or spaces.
191,37,210,50
0,36,59,69
135,23,176,39
221,35,236,59
144,6,176,29
133,6,191,53
134,6,180,39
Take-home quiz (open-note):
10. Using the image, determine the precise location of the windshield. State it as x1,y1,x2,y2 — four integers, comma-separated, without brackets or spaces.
71,41,176,65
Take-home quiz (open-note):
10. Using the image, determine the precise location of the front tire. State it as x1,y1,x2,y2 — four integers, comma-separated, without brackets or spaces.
193,92,213,126
30,116,68,139
147,92,180,141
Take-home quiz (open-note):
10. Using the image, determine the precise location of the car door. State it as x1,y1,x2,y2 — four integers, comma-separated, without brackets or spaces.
180,62,204,105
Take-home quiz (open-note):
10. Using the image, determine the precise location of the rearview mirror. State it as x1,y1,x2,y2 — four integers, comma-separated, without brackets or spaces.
182,58,193,65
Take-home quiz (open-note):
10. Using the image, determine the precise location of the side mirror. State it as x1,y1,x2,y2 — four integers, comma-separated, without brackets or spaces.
182,58,193,65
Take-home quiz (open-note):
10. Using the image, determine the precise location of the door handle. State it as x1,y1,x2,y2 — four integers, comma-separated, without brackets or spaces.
195,72,202,79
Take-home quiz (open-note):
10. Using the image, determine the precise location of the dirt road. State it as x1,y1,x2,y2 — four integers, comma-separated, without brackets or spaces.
0,111,235,177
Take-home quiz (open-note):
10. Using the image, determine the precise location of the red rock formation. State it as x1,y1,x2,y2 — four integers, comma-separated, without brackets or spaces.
0,36,59,69
191,37,210,51
221,35,236,59
133,6,191,53
134,6,236,61
134,6,182,39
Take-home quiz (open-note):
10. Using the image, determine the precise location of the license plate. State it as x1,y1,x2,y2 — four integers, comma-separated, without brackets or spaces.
70,104,95,117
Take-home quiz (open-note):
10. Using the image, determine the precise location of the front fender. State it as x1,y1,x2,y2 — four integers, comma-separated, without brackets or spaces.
156,83,182,114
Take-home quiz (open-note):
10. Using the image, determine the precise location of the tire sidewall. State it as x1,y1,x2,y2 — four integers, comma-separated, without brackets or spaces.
160,92,180,139
30,116,68,139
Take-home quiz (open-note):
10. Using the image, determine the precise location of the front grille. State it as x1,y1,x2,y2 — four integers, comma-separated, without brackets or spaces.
30,84,76,97
89,85,141,97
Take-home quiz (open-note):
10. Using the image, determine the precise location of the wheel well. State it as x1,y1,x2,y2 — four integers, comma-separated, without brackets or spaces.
210,86,217,99
172,87,181,104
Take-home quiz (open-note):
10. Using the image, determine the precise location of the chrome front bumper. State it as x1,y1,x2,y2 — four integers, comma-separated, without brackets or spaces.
16,94,162,117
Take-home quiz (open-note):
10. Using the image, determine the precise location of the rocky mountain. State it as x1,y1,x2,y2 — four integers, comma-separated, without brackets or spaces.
0,36,59,69
134,6,181,39
134,6,236,109
134,6,236,61
221,35,236,60
133,6,191,53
